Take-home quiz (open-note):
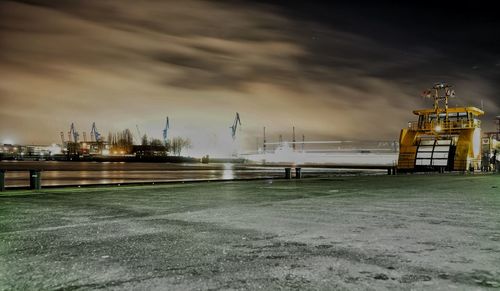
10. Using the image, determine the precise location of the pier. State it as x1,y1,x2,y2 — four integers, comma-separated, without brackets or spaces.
1,175,499,289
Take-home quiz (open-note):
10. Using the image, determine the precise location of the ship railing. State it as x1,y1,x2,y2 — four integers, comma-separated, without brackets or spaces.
408,119,481,131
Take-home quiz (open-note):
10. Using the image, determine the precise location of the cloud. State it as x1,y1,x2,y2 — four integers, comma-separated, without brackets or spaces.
0,0,498,149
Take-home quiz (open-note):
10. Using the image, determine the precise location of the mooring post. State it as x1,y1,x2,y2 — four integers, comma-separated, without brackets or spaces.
285,168,292,179
387,168,392,175
0,170,5,192
295,168,302,179
29,170,42,190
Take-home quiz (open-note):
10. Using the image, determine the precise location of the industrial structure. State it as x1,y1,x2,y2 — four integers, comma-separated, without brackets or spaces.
230,112,241,140
481,115,500,171
90,122,102,142
60,122,107,157
30,118,197,161
398,83,488,172
2,105,496,168
162,117,170,144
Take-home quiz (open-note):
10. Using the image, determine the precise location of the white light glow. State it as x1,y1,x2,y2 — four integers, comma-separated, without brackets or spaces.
472,128,481,157
244,143,398,166
222,163,234,180
47,144,62,155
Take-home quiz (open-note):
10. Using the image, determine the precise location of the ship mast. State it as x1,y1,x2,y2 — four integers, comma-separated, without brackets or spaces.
423,83,455,122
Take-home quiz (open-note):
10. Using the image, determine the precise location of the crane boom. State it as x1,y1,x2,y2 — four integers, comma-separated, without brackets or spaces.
69,123,79,143
230,112,241,140
90,122,101,142
162,117,170,143
136,125,141,139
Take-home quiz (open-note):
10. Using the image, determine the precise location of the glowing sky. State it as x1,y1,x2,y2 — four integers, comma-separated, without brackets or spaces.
1,1,499,151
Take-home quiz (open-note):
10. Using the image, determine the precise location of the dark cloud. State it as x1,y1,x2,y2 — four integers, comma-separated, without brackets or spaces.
0,0,498,149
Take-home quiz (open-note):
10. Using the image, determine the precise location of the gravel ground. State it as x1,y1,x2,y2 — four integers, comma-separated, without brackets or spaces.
0,174,499,290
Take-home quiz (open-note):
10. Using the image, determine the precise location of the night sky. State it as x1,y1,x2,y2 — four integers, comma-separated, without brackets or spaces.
1,0,499,150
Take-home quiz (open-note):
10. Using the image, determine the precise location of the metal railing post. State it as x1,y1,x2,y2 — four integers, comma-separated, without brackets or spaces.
0,170,5,192
295,168,302,179
29,170,42,190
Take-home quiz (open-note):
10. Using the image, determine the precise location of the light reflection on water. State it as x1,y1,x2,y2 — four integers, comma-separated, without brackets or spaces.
3,168,283,187
1,161,382,187
222,163,234,180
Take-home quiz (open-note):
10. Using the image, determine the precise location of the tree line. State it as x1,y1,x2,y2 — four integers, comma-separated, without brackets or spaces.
106,129,191,156
140,134,191,156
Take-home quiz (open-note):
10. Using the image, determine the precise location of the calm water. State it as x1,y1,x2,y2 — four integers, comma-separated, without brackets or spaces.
0,161,381,187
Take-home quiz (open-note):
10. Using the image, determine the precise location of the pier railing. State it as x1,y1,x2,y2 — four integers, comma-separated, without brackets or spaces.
0,163,398,191
0,169,42,191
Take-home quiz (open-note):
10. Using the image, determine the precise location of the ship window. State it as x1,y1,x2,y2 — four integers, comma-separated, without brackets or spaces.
428,113,452,121
447,113,465,121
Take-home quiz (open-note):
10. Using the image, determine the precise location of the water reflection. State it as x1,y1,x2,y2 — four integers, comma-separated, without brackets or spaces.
1,161,383,187
222,163,234,180
3,166,281,187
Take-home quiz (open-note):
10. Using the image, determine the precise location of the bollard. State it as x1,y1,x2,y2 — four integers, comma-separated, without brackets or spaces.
295,168,302,179
29,170,42,190
387,168,392,175
284,168,292,179
0,170,5,192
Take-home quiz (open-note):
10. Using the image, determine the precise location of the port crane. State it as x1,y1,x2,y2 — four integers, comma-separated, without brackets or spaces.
135,125,142,143
230,113,241,140
90,122,101,142
60,132,65,145
69,123,79,143
162,117,170,144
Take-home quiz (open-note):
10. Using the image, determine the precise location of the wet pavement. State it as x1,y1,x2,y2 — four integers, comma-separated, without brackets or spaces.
1,174,499,290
